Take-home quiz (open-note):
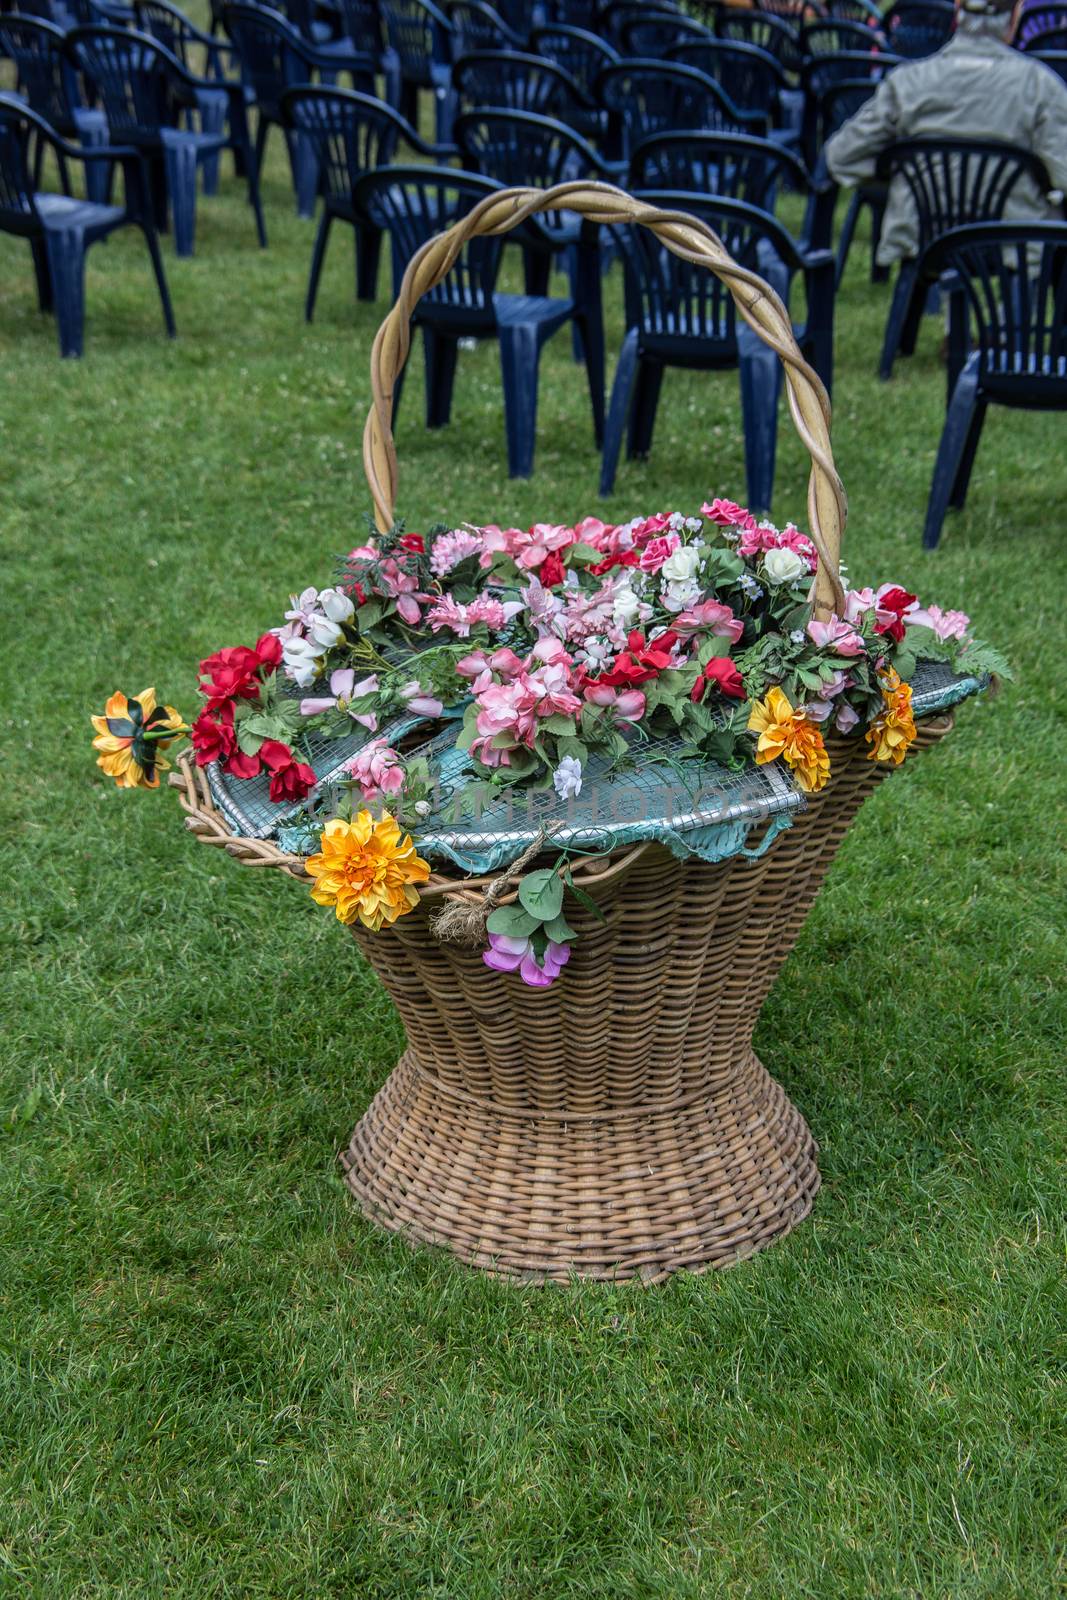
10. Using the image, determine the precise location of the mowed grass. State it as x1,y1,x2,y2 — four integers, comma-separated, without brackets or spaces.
1,92,1065,1598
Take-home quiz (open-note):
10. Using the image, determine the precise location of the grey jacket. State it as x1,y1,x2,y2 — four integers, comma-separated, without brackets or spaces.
824,31,1067,264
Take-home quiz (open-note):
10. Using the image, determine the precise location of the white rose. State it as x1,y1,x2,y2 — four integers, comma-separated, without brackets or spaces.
763,546,807,585
282,636,322,687
660,544,701,584
661,578,701,613
307,614,345,649
318,587,355,623
612,582,641,626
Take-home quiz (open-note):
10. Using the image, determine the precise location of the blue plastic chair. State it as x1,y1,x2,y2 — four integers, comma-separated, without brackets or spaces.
756,0,825,22
132,0,247,195
280,83,456,308
616,8,712,55
800,17,886,55
1016,2,1067,43
601,190,835,508
716,8,803,74
1031,44,1067,80
922,222,1067,546
874,139,1054,379
881,0,955,58
452,48,599,132
447,0,526,53
627,130,837,253
64,24,265,253
528,23,619,98
667,39,799,145
0,92,175,355
353,165,605,475
380,0,454,138
0,15,111,202
596,0,680,49
594,59,767,164
221,0,377,218
826,0,882,22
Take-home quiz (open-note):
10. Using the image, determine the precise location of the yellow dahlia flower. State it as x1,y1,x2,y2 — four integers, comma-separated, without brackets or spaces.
865,667,916,765
90,688,185,790
748,685,831,794
306,812,430,931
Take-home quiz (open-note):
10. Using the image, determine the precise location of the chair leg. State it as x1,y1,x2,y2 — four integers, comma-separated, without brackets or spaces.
72,111,111,206
879,262,917,381
162,138,200,258
253,115,270,185
306,211,332,323
572,241,605,447
948,397,987,512
195,88,226,196
522,244,551,298
627,360,664,460
355,222,382,303
899,273,931,358
869,194,888,282
599,327,640,497
922,363,981,550
423,328,460,429
44,227,87,358
497,321,543,478
244,140,268,249
140,223,177,339
834,191,861,290
738,320,783,515
31,238,53,313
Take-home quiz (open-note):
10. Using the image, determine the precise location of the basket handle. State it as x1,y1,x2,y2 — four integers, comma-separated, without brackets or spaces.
363,180,847,618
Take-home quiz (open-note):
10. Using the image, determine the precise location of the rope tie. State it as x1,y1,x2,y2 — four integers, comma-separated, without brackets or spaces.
428,824,560,946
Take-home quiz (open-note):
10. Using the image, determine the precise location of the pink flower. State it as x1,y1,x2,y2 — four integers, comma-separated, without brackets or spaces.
843,587,896,630
376,557,423,625
638,533,681,573
469,735,512,768
909,603,970,642
806,617,866,655
583,683,646,723
300,668,379,729
834,702,860,734
673,599,744,642
702,498,758,530
347,543,377,562
525,662,582,720
482,932,571,987
475,679,536,745
429,528,483,576
400,680,444,719
425,592,522,638
346,739,405,801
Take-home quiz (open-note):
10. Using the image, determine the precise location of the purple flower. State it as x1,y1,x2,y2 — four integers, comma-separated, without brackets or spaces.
482,933,571,987
300,668,378,729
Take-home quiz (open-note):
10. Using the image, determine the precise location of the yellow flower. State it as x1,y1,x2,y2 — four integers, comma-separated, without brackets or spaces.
90,688,185,790
865,667,916,765
747,685,831,794
306,812,431,931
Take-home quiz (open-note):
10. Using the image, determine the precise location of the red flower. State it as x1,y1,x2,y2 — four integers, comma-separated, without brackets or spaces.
259,739,317,804
588,549,640,577
253,631,282,672
398,533,425,554
591,630,679,690
539,550,565,588
224,749,263,780
199,632,281,707
691,657,745,702
874,587,917,644
190,703,236,767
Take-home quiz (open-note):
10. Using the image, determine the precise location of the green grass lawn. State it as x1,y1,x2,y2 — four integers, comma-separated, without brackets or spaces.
1,115,1065,1599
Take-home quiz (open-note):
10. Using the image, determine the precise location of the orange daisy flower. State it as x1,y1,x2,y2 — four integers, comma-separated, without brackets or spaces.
306,812,430,931
747,685,831,794
90,689,185,790
865,667,916,765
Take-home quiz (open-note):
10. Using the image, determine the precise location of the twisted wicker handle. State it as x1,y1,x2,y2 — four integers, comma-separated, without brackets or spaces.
363,180,846,617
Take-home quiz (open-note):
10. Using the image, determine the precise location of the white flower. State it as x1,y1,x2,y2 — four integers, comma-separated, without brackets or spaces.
738,574,763,600
307,613,345,650
553,756,583,800
661,577,702,613
763,546,807,585
281,636,323,687
317,587,355,624
667,511,685,531
660,544,702,584
685,516,702,533
612,581,641,626
790,629,806,645
413,799,432,818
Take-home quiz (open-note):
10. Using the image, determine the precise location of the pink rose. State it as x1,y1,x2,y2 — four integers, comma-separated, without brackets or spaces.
806,617,866,655
638,533,681,573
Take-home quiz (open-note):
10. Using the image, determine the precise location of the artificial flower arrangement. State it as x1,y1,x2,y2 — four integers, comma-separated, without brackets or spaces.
92,498,1004,987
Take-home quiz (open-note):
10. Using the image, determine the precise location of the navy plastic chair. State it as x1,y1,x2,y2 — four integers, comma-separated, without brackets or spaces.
333,0,404,99
529,22,619,96
715,8,802,74
881,0,955,58
627,129,837,252
452,48,595,122
1020,21,1067,48
132,0,246,195
380,0,454,137
601,188,834,507
0,92,174,355
799,47,898,171
826,0,881,21
447,0,525,53
922,221,1067,546
800,17,885,55
814,69,901,283
1014,0,1067,41
594,58,767,165
757,0,825,23
596,0,679,48
667,39,799,142
1031,45,1067,79
0,15,110,201
874,138,1053,379
64,23,265,253
354,164,604,475
616,8,712,56
280,83,454,308
221,1,377,218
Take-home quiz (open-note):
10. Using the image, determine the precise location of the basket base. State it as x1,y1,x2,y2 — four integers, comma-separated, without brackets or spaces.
339,1049,820,1284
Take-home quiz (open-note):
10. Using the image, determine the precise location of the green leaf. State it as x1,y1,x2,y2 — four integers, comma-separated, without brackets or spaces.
566,542,604,565
237,725,263,756
893,648,917,683
564,875,606,923
543,912,577,943
517,868,564,922
486,905,540,937
555,736,588,765
540,713,578,735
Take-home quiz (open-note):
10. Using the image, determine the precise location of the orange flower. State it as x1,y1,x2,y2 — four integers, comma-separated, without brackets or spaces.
306,812,430,931
865,667,916,765
90,688,185,790
747,685,830,793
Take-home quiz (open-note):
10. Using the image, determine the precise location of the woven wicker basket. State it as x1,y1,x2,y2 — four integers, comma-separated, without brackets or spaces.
174,183,956,1283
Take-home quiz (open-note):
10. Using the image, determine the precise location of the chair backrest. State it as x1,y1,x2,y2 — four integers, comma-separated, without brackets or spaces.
817,71,888,143
594,58,764,158
826,0,882,21
353,163,505,314
0,93,41,232
667,38,788,110
549,0,599,24
616,8,711,56
881,0,955,58
1021,20,1067,47
878,138,1053,256
0,15,78,133
618,187,803,347
381,0,452,75
280,85,412,200
448,0,521,53
455,104,602,187
1031,45,1067,80
800,45,897,97
64,24,182,138
452,49,591,116
133,0,202,68
596,0,679,48
1015,0,1067,45
801,17,884,55
529,23,619,93
756,0,826,22
627,128,809,209
223,2,372,114
715,7,801,71
335,0,385,53
925,221,1067,390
